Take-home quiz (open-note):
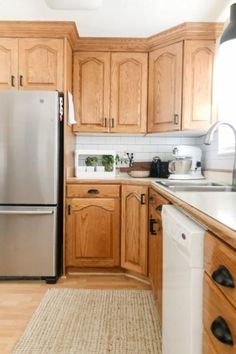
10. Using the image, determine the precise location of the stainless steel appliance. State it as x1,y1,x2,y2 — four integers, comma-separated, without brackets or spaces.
0,91,63,283
168,145,204,180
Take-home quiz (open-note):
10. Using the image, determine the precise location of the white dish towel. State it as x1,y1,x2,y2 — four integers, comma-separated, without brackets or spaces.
67,91,77,125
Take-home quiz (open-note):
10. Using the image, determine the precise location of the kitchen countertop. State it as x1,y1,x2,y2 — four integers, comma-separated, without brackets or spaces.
67,174,236,248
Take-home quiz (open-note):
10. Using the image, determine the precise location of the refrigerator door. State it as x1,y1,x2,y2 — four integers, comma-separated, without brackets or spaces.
0,206,57,277
0,91,59,205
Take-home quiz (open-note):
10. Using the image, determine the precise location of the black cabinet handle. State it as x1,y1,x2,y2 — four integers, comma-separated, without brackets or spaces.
173,113,179,125
19,75,23,87
11,75,15,87
87,189,99,194
104,117,107,128
211,316,234,346
140,193,145,205
212,265,235,288
149,218,157,235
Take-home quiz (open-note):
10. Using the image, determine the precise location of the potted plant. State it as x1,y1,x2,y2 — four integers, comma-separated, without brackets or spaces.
101,155,114,172
85,156,98,172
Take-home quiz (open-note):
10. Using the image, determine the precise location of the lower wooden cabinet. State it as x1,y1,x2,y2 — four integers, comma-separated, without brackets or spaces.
66,185,120,268
149,188,169,321
121,184,148,275
203,232,236,353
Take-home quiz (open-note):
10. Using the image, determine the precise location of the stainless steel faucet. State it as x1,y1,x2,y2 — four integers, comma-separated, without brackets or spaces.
204,121,236,186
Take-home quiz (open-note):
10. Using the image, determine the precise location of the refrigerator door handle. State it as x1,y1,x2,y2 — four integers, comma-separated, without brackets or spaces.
0,210,54,215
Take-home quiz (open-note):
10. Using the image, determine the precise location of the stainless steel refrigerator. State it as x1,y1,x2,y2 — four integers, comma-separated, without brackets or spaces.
0,91,63,283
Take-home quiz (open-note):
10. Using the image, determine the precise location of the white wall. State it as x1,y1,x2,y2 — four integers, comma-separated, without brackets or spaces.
75,135,198,163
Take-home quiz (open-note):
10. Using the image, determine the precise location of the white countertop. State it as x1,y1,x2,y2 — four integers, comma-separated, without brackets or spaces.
171,192,236,232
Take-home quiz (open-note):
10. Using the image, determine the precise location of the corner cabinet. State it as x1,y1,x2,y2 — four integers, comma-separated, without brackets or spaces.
0,38,63,91
148,39,216,133
149,188,170,322
66,184,120,268
121,184,148,275
148,42,183,132
73,51,147,133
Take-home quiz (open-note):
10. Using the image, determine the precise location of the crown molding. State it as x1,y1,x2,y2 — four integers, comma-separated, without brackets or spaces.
0,21,79,47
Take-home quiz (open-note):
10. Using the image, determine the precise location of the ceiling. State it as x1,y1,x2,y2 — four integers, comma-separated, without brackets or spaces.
0,0,232,37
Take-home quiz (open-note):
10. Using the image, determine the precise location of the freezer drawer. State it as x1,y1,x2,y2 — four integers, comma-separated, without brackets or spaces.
0,206,57,277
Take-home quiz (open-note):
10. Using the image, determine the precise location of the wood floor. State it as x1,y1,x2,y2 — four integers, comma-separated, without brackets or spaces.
0,275,151,354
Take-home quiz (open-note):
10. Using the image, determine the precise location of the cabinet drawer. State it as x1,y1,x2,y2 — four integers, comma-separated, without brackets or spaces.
67,184,120,198
205,232,236,308
203,329,218,354
204,274,236,354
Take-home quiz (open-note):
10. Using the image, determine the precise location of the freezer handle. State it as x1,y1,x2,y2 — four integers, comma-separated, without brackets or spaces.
0,210,54,215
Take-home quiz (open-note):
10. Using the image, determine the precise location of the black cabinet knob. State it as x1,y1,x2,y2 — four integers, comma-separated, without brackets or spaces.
212,265,235,288
211,316,234,346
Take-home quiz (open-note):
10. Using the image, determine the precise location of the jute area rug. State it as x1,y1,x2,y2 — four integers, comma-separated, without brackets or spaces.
12,289,161,354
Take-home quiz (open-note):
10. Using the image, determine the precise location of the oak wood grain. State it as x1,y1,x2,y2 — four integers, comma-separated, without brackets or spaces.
0,38,18,89
73,52,110,133
148,42,183,132
110,52,147,133
205,231,236,309
204,273,236,354
121,184,148,275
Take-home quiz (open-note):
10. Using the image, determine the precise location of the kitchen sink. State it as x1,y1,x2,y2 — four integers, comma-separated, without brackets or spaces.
156,181,236,192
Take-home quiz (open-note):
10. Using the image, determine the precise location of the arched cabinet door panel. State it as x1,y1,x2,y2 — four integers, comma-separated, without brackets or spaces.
182,40,216,131
18,38,63,91
0,38,18,90
110,52,147,133
73,52,110,133
121,185,148,275
66,198,120,267
148,42,183,133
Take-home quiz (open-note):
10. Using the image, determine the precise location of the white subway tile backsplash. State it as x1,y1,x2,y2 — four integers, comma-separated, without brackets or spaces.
74,133,235,171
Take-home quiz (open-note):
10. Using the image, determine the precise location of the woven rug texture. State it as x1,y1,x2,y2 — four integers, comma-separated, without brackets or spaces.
12,288,161,354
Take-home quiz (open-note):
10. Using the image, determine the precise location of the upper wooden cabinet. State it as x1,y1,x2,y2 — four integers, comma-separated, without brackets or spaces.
148,39,216,133
121,184,148,275
73,51,148,133
0,38,18,90
73,52,110,133
110,53,147,133
148,42,183,132
182,40,216,130
0,38,64,91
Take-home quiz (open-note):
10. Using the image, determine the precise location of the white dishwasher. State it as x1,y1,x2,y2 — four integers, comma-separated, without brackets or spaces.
162,205,205,354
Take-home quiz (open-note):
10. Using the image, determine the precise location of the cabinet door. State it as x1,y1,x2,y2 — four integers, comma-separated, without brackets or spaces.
73,52,110,132
148,42,183,132
0,38,18,90
121,185,148,275
66,198,120,267
18,38,63,91
110,52,147,133
149,189,169,322
182,40,216,130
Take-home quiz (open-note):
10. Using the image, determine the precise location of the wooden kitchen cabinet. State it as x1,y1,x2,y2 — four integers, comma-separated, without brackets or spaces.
73,52,110,132
148,42,183,132
149,188,170,322
148,39,216,133
0,37,64,91
121,184,148,275
73,51,147,133
110,52,147,133
0,38,18,90
66,184,120,268
203,231,236,353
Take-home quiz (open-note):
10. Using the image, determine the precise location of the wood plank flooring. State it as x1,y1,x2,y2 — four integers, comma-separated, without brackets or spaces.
0,275,151,354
